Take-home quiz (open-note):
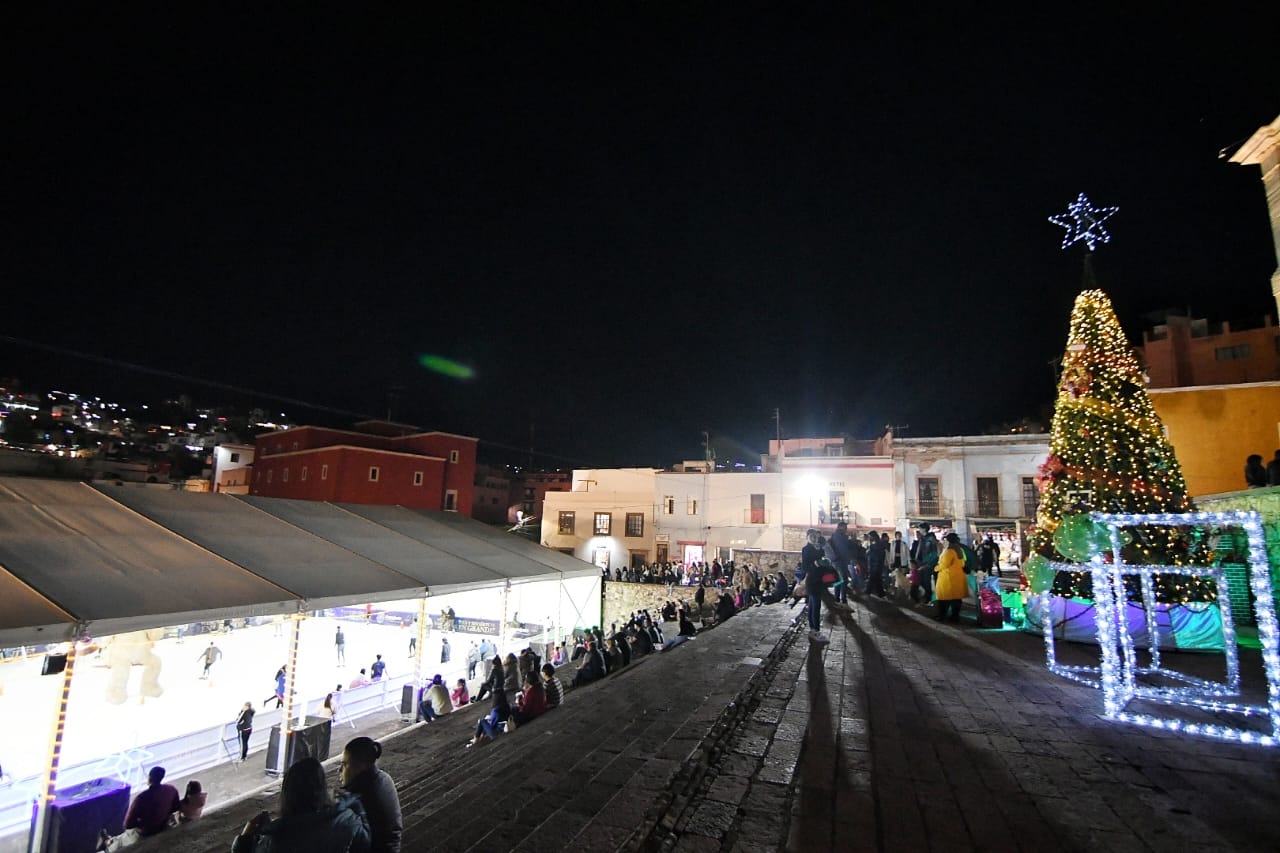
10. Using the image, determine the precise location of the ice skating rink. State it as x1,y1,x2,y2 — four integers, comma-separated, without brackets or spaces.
0,613,478,785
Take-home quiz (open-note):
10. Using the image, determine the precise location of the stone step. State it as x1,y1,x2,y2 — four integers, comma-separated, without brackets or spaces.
123,605,796,852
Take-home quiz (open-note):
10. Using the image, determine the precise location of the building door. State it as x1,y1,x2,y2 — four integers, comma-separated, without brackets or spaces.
976,477,1000,517
630,551,646,569
593,548,609,571
682,543,704,565
917,477,940,516
655,542,669,563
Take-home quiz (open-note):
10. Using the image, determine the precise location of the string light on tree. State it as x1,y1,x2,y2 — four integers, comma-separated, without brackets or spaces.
1049,192,1119,251
1030,289,1203,604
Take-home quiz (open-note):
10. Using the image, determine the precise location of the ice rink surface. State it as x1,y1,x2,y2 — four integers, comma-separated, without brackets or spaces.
0,615,483,784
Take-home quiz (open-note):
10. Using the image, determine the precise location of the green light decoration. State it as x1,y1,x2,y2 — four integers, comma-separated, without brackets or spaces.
417,354,475,380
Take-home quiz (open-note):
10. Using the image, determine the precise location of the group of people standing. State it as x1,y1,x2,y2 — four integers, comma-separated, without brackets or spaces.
797,522,1004,643
1245,450,1280,488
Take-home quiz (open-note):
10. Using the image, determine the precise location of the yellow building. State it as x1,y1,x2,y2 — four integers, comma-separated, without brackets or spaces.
1148,381,1280,497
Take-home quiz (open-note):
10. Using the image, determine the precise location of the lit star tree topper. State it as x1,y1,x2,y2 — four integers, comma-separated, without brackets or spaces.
1049,192,1119,252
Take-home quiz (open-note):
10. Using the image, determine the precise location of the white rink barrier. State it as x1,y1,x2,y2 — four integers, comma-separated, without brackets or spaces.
0,674,411,845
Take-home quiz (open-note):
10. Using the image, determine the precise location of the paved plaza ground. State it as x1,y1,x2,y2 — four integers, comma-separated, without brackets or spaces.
65,594,1280,852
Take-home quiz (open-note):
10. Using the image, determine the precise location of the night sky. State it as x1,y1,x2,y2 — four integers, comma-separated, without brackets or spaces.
4,6,1277,468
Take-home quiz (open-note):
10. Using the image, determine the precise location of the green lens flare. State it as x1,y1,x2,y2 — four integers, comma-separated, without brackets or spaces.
417,355,475,379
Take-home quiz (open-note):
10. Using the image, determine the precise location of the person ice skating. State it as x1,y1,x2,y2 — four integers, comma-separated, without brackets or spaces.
440,637,450,664
335,626,346,665
263,666,285,708
407,634,416,657
198,641,222,679
370,654,386,681
236,701,255,761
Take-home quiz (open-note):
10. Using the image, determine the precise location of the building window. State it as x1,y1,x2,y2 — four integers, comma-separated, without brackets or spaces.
369,466,380,482
450,450,460,463
1214,344,1252,361
594,512,612,535
558,511,576,535
625,513,644,537
282,468,289,483
321,464,328,480
655,542,669,563
413,471,423,486
662,496,674,515
749,493,766,524
976,477,999,517
1021,477,1040,518
229,452,240,463
687,497,698,515
916,477,939,516
301,467,308,481
444,489,458,511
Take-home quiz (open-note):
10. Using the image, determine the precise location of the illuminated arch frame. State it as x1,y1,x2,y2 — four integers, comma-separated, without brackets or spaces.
1046,510,1280,744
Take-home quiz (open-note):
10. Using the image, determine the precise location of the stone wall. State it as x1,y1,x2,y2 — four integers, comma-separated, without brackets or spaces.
603,553,802,627
603,582,686,628
732,549,800,574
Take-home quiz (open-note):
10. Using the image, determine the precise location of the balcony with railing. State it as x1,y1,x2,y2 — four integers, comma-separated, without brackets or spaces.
905,498,955,518
962,498,1038,519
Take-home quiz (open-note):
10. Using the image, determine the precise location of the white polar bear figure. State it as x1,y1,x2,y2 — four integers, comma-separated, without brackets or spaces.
103,630,165,705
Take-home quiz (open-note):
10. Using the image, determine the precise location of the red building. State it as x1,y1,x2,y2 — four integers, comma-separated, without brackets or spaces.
251,420,477,514
1137,314,1280,388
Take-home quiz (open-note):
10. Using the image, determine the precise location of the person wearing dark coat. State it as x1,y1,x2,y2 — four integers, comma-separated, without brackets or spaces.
232,757,370,853
715,592,737,624
472,656,503,704
572,636,607,686
341,738,402,853
1246,454,1268,487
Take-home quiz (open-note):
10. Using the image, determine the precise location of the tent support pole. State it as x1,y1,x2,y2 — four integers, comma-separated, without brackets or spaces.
276,612,304,776
500,581,511,654
29,641,78,853
412,595,426,686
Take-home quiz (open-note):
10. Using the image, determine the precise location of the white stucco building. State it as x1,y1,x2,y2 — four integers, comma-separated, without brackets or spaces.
540,438,898,567
892,434,1050,542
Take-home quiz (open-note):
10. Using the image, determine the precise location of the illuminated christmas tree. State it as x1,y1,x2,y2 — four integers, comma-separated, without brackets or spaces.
1028,288,1212,602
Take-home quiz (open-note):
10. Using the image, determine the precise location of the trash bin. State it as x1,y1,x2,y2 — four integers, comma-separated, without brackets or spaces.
265,716,332,775
400,683,416,721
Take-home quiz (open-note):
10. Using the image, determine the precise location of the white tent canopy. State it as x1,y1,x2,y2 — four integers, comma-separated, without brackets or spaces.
0,477,597,648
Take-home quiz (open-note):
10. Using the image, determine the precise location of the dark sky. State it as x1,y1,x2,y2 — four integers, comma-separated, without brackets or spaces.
3,6,1277,467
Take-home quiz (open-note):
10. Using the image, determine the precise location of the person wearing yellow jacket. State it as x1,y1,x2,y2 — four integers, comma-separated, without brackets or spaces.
934,533,968,623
